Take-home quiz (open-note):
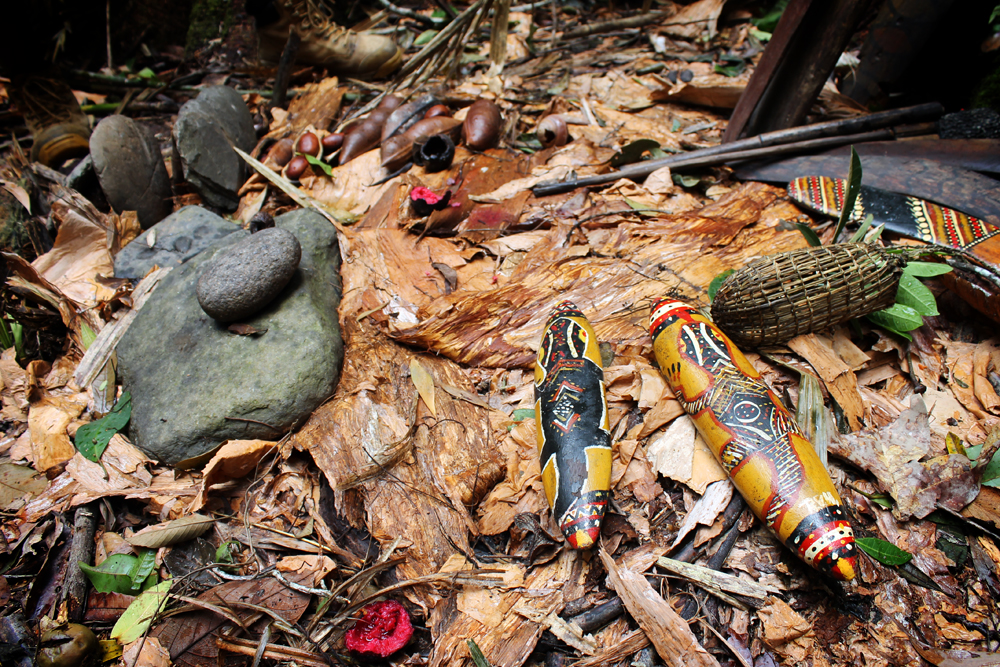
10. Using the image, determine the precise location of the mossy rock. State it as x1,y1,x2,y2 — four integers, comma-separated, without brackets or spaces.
186,0,234,55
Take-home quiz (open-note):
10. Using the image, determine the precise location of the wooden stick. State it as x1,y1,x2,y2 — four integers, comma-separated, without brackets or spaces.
723,0,813,142
531,102,942,197
561,10,670,38
376,0,440,26
270,31,300,110
65,503,98,622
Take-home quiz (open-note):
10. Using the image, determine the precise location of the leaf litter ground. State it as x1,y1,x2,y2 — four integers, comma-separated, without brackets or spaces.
1,2,1000,666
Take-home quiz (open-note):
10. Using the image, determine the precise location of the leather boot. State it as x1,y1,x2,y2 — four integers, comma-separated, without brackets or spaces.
10,76,91,168
258,0,403,79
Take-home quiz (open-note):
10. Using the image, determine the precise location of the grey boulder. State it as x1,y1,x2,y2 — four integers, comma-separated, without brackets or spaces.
173,86,256,211
197,227,301,322
114,206,240,280
91,115,173,228
117,209,343,465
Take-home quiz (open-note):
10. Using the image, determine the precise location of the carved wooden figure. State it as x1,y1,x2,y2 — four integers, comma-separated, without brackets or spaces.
534,301,612,549
649,299,857,580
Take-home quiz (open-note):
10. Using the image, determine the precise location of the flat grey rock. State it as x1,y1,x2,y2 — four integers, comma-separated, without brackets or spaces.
91,115,173,229
173,86,257,211
114,206,240,280
197,227,301,322
117,209,343,466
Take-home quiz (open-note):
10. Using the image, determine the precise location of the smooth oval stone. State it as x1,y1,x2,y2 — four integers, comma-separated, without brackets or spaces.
196,228,301,322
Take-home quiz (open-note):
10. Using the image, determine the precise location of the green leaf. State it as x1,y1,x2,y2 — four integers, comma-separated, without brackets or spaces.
111,579,172,645
672,174,700,188
856,537,913,566
79,554,141,594
945,432,967,457
512,408,536,422
795,222,822,247
80,323,97,350
748,26,771,42
751,0,790,32
850,485,894,509
708,269,735,301
414,29,438,45
833,147,862,243
302,153,333,177
431,8,447,19
866,303,924,334
714,61,746,77
467,639,492,667
216,540,238,564
130,549,157,590
74,392,131,463
902,261,952,278
966,443,1000,486
0,318,13,350
624,197,656,216
848,214,874,243
610,139,664,168
670,118,681,132
895,273,939,316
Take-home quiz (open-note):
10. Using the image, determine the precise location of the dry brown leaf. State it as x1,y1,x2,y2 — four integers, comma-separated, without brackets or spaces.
283,77,343,134
671,479,732,548
832,399,979,520
28,393,88,472
127,514,216,549
410,357,437,417
276,554,336,587
757,596,814,662
192,439,278,510
0,462,47,510
661,0,727,38
1,180,31,212
34,198,115,307
788,333,866,431
122,636,171,667
599,548,720,667
430,552,574,667
646,415,726,494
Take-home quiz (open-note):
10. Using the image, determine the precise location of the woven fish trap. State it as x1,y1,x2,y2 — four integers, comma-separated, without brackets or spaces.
710,243,906,347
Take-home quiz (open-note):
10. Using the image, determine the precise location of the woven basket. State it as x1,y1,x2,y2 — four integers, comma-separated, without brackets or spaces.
711,243,905,347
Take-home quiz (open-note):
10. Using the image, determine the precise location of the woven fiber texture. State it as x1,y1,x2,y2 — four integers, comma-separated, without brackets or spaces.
711,243,905,347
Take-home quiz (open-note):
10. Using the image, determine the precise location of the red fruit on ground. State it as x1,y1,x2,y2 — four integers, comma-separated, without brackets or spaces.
345,599,414,659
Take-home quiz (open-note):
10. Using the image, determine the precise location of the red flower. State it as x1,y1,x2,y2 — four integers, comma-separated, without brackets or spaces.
345,600,414,659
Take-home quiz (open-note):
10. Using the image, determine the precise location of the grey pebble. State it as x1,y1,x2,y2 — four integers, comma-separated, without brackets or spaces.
680,69,694,83
196,227,302,322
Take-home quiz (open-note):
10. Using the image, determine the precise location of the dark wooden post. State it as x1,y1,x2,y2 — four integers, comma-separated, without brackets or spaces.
724,0,873,142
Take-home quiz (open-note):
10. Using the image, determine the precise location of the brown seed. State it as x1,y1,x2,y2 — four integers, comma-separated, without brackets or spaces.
537,114,569,148
381,116,463,171
378,94,404,112
285,155,309,180
296,132,320,157
463,99,502,150
268,138,295,167
322,133,344,153
339,117,384,165
424,104,451,119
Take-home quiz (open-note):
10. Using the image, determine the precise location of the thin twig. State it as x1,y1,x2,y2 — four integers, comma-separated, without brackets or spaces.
376,0,440,26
